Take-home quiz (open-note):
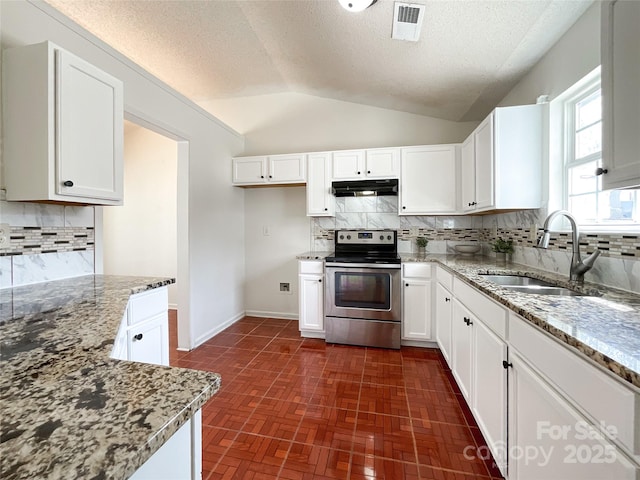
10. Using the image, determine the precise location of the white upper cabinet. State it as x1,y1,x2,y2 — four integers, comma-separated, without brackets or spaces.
399,144,458,215
307,152,334,216
461,104,542,213
601,0,640,190
332,148,399,180
3,41,124,205
233,154,306,185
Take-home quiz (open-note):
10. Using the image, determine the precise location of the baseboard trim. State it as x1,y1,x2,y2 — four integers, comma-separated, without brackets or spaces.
192,311,245,349
401,339,439,348
244,310,298,321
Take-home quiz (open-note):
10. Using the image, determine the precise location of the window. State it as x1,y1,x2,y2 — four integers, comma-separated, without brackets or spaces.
563,77,639,229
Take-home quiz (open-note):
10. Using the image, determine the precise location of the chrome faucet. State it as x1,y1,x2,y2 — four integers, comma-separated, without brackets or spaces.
537,210,601,283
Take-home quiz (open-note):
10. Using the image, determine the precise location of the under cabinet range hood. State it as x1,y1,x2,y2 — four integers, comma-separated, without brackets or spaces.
331,179,398,197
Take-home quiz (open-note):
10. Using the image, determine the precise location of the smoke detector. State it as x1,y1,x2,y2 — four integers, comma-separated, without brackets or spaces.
392,2,425,42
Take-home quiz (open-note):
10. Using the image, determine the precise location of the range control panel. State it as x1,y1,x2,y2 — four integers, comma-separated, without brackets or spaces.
335,230,396,245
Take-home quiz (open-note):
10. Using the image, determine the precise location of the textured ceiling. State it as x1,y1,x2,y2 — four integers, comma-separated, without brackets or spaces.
45,0,593,122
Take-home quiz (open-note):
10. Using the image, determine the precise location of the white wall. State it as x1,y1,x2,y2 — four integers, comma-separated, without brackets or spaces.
103,125,178,307
1,1,245,349
499,2,600,107
201,92,478,155
201,93,478,318
243,186,309,318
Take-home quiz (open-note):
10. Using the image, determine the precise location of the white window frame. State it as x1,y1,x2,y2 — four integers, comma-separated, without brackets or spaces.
555,69,639,232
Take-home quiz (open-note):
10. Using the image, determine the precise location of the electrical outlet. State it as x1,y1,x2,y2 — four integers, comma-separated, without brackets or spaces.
279,282,291,294
263,225,270,236
0,224,10,247
530,224,539,243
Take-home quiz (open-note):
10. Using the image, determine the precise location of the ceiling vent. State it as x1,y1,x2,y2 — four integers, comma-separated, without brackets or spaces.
392,2,425,42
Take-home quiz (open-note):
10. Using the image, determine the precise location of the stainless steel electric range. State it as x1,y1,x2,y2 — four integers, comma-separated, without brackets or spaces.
324,229,401,349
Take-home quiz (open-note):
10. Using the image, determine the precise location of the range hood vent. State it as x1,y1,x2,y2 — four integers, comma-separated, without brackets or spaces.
331,179,398,197
392,2,425,42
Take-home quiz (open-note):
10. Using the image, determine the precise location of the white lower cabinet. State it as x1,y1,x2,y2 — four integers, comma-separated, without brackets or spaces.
472,319,508,475
130,410,202,480
111,287,169,366
443,274,639,479
451,299,474,400
401,263,433,341
508,350,637,480
298,260,324,337
434,282,453,366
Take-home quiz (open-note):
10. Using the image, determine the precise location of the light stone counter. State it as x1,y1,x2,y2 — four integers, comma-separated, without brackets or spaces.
401,254,640,388
0,275,220,480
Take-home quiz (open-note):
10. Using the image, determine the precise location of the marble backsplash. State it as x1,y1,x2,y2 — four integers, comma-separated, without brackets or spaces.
311,198,640,294
0,201,96,288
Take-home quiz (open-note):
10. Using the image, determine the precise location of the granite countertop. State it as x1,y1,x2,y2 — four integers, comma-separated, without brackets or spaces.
401,254,640,389
0,275,221,480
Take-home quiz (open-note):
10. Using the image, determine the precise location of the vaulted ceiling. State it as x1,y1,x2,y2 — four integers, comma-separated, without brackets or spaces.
45,0,593,122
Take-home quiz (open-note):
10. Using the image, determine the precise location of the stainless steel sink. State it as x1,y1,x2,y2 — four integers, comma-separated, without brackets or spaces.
479,274,585,296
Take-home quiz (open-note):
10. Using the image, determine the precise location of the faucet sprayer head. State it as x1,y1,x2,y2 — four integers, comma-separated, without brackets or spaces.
537,231,551,249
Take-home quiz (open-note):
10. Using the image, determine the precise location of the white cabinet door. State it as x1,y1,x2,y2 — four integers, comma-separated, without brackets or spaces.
3,41,124,205
601,0,640,190
332,150,366,180
299,273,324,333
473,115,494,210
399,145,458,215
269,154,306,183
460,134,476,212
128,313,169,366
233,156,267,184
451,299,473,401
402,279,432,340
472,319,507,476
307,153,334,216
365,148,400,178
435,282,453,365
508,350,637,480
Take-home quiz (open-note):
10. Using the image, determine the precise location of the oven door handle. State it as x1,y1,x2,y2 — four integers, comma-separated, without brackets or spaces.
325,262,401,269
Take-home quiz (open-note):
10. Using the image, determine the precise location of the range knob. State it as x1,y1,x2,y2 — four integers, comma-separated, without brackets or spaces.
347,235,351,240
380,235,384,240
387,235,392,240
339,235,344,240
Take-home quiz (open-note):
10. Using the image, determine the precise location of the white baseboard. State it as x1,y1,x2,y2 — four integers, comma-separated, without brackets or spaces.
192,311,245,349
401,339,439,348
244,310,298,321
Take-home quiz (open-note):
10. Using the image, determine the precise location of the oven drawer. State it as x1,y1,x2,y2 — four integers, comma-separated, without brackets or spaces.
403,263,432,279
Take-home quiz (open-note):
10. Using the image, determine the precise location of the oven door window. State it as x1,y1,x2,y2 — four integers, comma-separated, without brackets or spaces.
334,272,391,310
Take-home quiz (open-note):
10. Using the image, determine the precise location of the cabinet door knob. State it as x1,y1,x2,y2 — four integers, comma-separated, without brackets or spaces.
405,283,409,287
468,201,477,206
445,297,450,302
595,167,608,176
402,206,406,210
367,170,371,174
133,333,143,341
324,208,328,211
502,360,513,369
260,175,264,179
269,175,273,178
318,279,322,283
63,180,74,187
357,171,361,175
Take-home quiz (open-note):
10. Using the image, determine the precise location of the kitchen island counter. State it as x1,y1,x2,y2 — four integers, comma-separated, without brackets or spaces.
401,254,640,389
0,275,220,480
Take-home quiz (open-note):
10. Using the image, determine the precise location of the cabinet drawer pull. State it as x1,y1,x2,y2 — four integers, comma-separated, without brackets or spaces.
63,180,74,187
133,333,143,341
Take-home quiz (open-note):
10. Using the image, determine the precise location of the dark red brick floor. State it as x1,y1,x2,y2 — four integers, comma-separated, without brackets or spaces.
169,312,504,480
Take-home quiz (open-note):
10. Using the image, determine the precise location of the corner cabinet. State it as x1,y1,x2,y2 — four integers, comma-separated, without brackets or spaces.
298,260,325,338
233,154,306,185
601,0,640,189
399,145,459,215
307,153,334,216
461,104,542,213
3,41,124,205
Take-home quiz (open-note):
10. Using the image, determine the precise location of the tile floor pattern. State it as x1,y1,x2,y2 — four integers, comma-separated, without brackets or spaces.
169,313,504,480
